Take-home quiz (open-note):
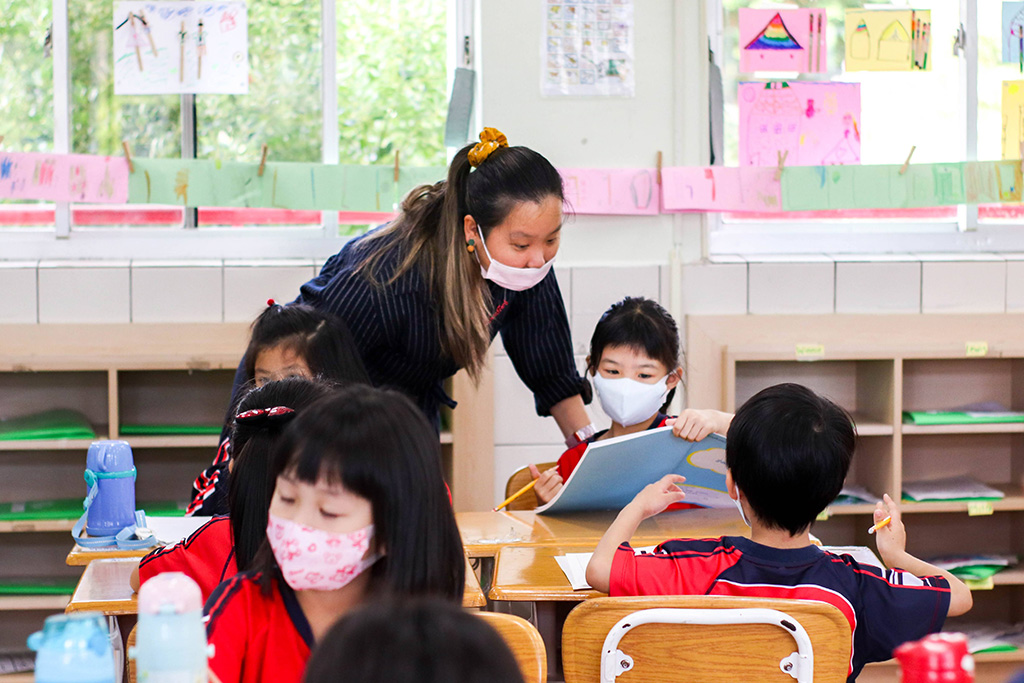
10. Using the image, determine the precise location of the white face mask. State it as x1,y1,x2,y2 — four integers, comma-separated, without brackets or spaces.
592,373,669,428
266,513,380,592
476,233,554,292
734,495,751,528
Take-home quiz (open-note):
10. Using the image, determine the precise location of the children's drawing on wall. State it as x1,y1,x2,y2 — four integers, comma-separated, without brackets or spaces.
1002,81,1024,160
114,1,248,94
844,9,930,71
559,168,659,215
0,152,128,203
738,8,826,74
1003,3,1024,72
541,0,635,97
738,81,861,168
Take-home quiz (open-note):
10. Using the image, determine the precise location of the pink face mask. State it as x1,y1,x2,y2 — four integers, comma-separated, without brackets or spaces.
266,513,380,591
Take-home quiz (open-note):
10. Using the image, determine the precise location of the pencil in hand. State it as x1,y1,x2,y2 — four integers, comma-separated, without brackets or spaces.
493,479,537,512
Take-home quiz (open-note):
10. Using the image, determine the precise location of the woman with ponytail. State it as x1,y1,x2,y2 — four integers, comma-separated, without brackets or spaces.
270,129,594,444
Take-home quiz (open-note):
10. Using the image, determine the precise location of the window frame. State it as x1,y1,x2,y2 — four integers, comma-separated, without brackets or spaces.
1,0,460,261
706,0,1024,256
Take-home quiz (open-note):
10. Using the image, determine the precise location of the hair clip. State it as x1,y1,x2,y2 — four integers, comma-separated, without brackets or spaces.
267,298,276,307
235,406,296,425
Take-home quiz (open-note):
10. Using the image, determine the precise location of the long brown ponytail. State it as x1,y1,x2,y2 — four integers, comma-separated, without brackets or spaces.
357,140,564,381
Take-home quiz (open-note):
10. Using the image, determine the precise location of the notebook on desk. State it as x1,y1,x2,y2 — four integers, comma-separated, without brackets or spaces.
535,428,731,514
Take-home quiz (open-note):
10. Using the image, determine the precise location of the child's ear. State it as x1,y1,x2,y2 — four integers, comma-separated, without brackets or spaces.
666,366,683,389
725,469,739,501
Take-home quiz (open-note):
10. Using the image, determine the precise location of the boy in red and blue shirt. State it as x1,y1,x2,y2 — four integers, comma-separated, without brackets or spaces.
587,383,973,682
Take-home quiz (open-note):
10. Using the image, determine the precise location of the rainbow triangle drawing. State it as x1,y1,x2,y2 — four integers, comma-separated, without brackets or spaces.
745,13,802,51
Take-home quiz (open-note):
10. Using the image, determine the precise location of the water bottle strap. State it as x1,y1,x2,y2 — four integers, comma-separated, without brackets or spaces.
71,484,156,550
83,467,137,489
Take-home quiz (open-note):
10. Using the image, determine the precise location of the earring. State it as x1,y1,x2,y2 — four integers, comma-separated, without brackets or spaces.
466,239,475,253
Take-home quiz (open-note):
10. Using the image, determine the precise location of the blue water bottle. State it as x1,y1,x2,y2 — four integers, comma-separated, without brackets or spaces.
130,572,211,683
85,440,137,536
27,612,116,683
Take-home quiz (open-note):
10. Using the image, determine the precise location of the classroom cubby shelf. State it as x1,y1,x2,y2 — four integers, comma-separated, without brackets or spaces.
687,314,1024,683
0,323,490,652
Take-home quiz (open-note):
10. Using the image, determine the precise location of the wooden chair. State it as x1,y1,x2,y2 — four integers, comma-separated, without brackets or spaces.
504,461,557,510
477,611,547,683
562,595,851,683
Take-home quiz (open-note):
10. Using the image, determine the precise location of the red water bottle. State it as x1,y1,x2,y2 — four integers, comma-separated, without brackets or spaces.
894,633,974,683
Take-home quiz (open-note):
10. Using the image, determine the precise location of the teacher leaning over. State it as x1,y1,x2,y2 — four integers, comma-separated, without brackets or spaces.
293,128,594,443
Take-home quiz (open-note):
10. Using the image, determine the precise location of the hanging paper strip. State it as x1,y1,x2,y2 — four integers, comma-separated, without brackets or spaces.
0,151,128,203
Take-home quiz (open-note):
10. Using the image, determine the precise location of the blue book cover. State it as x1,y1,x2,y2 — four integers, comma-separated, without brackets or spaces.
536,427,731,514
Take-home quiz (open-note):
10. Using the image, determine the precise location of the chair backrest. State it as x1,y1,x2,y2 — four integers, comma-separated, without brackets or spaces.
562,595,851,683
504,462,557,510
126,624,137,683
477,611,547,683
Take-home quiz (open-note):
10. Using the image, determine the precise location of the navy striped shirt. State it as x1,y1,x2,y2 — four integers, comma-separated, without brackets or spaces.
293,229,590,424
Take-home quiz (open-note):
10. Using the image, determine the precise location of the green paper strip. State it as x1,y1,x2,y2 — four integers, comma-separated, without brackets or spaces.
0,578,79,595
781,161,1021,211
0,409,96,441
0,498,188,521
128,159,446,212
903,411,1024,425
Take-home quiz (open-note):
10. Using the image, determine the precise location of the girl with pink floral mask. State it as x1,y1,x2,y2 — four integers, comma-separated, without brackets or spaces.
204,385,464,683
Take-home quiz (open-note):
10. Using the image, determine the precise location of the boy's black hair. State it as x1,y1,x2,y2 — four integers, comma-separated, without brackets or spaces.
726,383,856,536
588,296,681,411
303,597,525,683
242,303,371,387
254,385,465,601
227,377,336,571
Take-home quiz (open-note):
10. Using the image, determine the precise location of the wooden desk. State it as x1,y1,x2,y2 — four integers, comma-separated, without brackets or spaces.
463,555,485,608
66,545,150,567
489,545,603,602
66,558,139,616
65,557,486,613
458,507,748,558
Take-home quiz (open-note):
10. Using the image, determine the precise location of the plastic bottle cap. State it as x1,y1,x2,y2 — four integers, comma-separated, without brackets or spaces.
138,572,203,615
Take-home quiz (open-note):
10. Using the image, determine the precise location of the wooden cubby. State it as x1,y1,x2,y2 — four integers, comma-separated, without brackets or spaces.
686,314,1024,682
0,323,494,658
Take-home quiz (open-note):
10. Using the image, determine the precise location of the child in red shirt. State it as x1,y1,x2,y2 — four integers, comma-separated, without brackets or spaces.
532,297,732,505
204,385,465,683
187,302,370,516
587,383,973,681
135,377,335,600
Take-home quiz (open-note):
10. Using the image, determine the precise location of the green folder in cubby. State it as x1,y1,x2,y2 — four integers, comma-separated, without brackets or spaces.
0,409,96,441
0,577,79,595
0,498,188,521
119,424,222,436
903,411,1024,425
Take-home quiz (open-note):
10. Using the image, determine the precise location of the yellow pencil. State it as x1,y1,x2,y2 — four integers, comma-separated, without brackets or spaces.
493,479,537,512
867,515,891,535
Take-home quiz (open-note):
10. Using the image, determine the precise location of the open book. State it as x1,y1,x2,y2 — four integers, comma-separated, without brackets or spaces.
535,428,731,514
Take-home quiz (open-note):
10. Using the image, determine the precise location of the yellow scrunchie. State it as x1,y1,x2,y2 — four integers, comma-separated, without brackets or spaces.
467,127,508,168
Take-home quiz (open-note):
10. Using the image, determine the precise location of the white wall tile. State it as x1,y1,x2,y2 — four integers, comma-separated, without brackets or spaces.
131,262,224,323
678,262,747,315
223,261,316,323
0,262,38,323
747,262,835,314
921,261,1006,314
570,265,661,355
835,261,921,314
1005,258,1024,313
38,262,131,323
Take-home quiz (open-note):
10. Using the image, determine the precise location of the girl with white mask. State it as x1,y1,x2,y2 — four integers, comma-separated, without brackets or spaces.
532,297,735,505
205,386,464,683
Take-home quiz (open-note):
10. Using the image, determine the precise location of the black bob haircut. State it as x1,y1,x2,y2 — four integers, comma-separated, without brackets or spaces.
227,377,336,572
242,303,371,387
255,385,465,602
726,383,856,536
303,598,525,683
587,296,682,412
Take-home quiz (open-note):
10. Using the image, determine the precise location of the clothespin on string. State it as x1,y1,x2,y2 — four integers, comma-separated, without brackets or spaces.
899,145,916,175
1019,142,1024,178
258,144,268,177
774,150,788,182
122,141,134,173
656,150,663,186
394,150,400,183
